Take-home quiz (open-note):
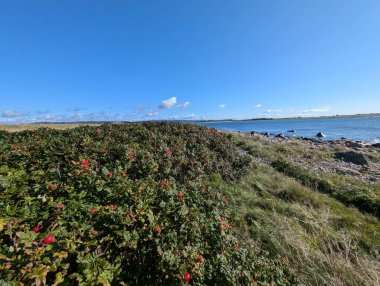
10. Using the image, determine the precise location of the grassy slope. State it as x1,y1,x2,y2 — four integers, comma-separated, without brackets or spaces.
218,133,380,286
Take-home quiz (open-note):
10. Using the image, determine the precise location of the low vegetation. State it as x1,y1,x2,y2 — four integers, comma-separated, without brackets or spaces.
227,133,379,285
0,123,294,285
1,123,379,285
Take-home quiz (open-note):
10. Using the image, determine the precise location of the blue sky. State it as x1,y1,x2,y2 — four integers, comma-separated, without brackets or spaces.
1,0,379,123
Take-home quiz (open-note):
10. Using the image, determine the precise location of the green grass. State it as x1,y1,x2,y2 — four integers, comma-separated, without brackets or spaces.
209,163,380,285
231,134,380,218
221,133,380,285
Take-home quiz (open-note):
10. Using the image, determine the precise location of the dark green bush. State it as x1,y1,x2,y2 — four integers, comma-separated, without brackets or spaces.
0,123,295,285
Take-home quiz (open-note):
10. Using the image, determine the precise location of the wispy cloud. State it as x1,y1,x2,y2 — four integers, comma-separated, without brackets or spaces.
301,106,331,114
218,104,226,109
265,109,282,113
35,110,50,114
34,114,60,121
31,112,127,123
177,101,191,109
255,104,262,108
67,107,86,112
158,97,177,109
146,111,158,117
1,110,29,118
169,114,201,120
185,114,197,119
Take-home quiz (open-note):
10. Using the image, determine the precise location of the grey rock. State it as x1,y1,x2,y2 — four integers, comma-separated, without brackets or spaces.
275,133,285,139
302,137,317,143
372,143,380,148
316,132,325,138
287,130,295,133
335,166,362,176
335,151,368,166
344,141,363,148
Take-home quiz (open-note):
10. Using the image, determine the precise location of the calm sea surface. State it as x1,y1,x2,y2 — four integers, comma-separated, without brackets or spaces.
197,116,380,143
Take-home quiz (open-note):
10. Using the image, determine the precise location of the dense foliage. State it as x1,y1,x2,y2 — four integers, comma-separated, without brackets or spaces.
0,123,295,285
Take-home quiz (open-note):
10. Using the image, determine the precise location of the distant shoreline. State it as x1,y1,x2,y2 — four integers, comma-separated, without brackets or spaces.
197,113,380,123
0,113,379,129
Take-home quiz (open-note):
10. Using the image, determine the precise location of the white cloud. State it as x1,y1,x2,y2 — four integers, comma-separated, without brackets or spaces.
218,104,226,109
186,114,197,119
39,115,58,121
146,111,158,117
255,104,262,108
302,106,331,114
158,97,177,109
168,114,198,120
1,110,28,118
265,109,282,113
177,101,191,109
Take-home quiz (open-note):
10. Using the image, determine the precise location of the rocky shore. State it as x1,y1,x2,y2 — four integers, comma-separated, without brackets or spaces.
238,131,380,183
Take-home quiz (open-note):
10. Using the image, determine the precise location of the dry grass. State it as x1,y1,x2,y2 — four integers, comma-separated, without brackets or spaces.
0,123,101,132
216,165,380,285
209,132,380,286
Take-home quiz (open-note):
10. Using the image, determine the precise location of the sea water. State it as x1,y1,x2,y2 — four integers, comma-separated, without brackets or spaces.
197,116,380,143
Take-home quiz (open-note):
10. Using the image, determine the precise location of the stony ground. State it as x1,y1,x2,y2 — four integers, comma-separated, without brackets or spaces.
240,132,380,183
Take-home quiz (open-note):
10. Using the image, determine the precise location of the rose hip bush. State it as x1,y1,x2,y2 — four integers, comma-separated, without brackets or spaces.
0,123,296,285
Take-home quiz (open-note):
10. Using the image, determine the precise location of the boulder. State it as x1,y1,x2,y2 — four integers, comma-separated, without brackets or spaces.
335,151,368,166
301,137,318,143
316,132,325,138
372,143,380,148
287,130,295,133
335,166,362,176
275,133,285,139
261,132,270,137
344,141,363,148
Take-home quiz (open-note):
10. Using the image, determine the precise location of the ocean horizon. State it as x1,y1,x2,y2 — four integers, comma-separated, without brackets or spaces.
197,116,380,143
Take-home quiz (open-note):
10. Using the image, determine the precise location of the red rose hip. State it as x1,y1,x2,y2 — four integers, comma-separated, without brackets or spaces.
43,234,55,244
183,271,190,283
56,204,65,210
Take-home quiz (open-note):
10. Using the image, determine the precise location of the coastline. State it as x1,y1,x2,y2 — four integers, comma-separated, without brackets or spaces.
229,130,380,184
197,113,380,123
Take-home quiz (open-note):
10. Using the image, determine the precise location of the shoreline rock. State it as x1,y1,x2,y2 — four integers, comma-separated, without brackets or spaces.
316,132,325,138
335,151,368,166
235,130,379,184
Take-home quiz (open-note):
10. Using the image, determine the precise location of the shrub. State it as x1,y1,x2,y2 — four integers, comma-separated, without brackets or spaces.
0,123,295,285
